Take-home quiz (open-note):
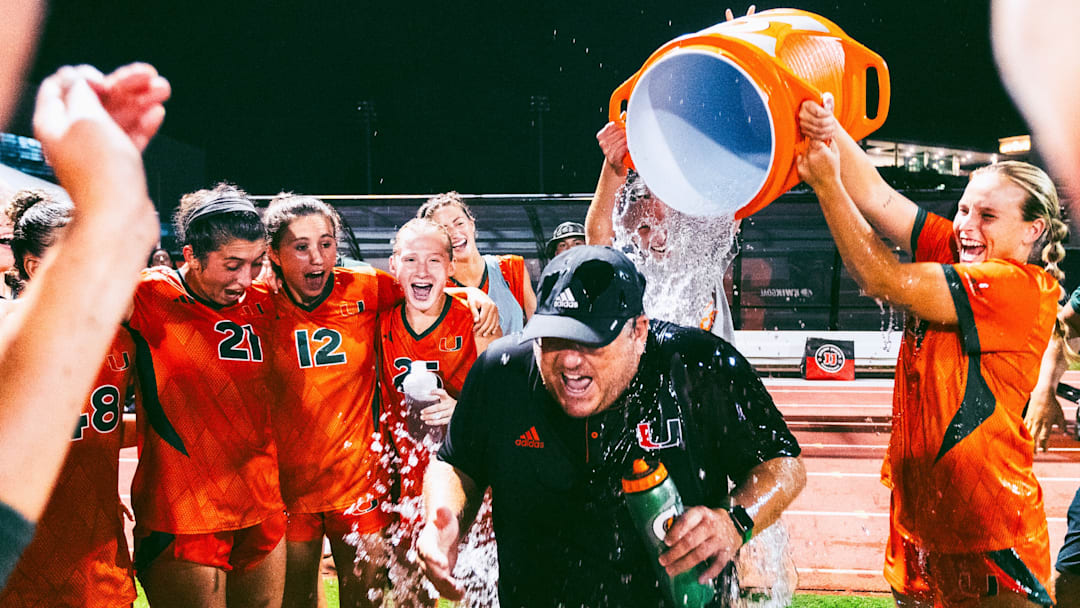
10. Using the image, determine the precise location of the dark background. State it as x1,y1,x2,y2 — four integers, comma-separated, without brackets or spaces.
12,1,1025,196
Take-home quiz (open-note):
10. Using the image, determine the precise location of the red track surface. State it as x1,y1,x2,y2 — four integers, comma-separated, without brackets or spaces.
116,372,1080,594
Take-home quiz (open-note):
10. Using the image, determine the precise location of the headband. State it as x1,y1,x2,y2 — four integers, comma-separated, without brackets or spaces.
183,196,258,232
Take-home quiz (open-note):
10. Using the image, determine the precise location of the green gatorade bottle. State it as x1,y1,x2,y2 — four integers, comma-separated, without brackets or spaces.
622,458,715,608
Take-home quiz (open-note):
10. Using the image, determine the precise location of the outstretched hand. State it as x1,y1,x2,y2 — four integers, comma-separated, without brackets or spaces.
99,63,171,152
417,506,465,601
34,63,169,203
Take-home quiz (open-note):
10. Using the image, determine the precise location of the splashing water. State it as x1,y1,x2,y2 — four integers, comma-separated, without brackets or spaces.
611,175,739,338
346,413,501,607
875,298,901,351
612,176,797,608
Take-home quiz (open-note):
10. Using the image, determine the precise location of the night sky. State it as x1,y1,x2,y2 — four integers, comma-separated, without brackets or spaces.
19,1,1025,196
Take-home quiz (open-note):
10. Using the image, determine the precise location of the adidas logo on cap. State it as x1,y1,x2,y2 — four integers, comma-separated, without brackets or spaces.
514,426,545,448
552,288,578,310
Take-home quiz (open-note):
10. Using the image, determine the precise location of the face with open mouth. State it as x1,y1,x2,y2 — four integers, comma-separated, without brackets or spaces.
391,227,454,315
184,238,266,307
270,214,337,305
952,171,1041,265
622,195,670,258
429,204,477,260
533,316,648,418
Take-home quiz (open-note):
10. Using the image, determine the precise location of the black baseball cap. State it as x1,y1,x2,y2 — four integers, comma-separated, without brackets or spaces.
520,245,646,346
545,221,586,257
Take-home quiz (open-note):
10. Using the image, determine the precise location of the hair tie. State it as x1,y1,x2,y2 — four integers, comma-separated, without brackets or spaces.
183,196,257,232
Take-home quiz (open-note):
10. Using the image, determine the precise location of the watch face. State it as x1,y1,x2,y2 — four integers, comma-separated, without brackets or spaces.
729,504,754,541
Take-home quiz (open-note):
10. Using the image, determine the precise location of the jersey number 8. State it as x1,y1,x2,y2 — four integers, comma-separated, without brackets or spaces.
72,384,120,441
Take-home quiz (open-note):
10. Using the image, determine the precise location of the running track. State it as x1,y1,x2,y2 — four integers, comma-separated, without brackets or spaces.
116,372,1080,594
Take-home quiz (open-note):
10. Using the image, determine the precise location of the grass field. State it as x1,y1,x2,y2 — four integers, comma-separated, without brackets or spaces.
134,578,893,607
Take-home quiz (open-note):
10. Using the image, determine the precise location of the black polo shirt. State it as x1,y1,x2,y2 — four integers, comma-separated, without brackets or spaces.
438,320,800,608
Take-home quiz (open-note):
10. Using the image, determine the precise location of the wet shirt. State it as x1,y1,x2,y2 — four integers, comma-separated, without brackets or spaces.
0,331,137,608
379,295,477,500
129,268,283,534
259,266,401,515
438,320,800,607
887,209,1058,553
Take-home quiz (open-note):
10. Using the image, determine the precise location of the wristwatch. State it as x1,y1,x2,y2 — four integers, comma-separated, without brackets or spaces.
727,504,754,545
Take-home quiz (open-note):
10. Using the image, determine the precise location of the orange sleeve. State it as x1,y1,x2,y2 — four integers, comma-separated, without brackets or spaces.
949,261,1050,353
375,267,403,314
498,255,526,310
128,270,157,333
912,209,957,264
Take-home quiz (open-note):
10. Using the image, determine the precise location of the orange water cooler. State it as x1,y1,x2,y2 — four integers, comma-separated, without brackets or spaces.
611,9,891,218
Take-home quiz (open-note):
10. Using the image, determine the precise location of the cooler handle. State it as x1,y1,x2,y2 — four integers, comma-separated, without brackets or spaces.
840,39,890,138
608,74,638,170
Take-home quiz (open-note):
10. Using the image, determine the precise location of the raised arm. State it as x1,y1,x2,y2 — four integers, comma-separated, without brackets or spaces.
799,100,920,253
585,122,628,246
660,456,806,583
0,63,167,521
798,139,959,324
417,460,482,601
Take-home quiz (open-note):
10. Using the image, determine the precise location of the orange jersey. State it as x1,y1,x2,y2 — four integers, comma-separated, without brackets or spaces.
496,254,526,311
447,254,526,309
379,296,478,498
128,268,283,534
259,265,402,514
886,210,1058,552
0,331,137,608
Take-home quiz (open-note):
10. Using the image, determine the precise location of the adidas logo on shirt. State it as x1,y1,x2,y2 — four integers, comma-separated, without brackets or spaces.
515,426,545,449
552,288,578,310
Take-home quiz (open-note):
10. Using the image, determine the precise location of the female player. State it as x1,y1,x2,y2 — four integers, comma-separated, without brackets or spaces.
261,194,400,608
378,218,499,606
128,183,285,608
798,100,1064,608
0,190,137,608
261,195,498,608
418,192,535,336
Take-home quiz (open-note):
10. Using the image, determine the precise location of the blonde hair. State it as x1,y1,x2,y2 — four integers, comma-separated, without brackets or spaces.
392,218,454,260
973,161,1067,281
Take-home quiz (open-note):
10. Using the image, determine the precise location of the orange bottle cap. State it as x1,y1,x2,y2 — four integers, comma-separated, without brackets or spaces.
622,458,669,493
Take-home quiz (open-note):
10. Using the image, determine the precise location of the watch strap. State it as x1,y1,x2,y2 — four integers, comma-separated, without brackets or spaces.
727,504,754,545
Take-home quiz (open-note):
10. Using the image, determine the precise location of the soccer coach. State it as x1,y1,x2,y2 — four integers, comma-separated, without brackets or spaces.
418,246,806,607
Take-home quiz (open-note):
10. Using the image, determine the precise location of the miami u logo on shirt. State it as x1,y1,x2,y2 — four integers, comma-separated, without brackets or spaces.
340,300,365,316
439,336,463,352
106,351,131,372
